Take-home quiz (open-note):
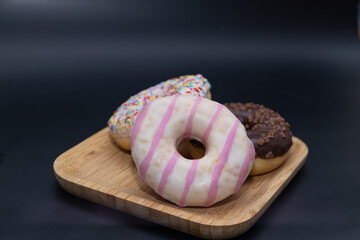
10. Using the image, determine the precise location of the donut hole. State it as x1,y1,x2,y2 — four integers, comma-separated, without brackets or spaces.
176,137,206,160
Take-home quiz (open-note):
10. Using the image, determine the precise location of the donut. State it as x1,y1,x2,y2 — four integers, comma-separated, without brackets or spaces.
107,74,211,150
189,102,293,175
131,95,255,207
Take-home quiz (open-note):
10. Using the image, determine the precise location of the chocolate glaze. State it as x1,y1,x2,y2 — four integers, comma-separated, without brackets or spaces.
224,102,293,159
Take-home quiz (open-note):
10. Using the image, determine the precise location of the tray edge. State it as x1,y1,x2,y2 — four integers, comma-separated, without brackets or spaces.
53,133,308,239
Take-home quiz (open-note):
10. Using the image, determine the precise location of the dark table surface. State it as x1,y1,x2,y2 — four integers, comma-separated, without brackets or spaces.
1,1,360,239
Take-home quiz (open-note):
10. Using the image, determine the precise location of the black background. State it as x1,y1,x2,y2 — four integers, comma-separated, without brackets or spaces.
1,0,360,239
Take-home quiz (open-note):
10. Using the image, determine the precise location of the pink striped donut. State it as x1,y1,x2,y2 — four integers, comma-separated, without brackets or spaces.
131,95,255,207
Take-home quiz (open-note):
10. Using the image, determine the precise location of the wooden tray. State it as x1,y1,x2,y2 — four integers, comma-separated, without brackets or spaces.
53,128,308,239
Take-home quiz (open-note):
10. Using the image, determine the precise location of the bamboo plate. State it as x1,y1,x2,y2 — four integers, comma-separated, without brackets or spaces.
54,128,308,239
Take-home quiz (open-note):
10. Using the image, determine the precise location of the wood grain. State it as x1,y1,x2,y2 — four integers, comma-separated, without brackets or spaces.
53,128,308,239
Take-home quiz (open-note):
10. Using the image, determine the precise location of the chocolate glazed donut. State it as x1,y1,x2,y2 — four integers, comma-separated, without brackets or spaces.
187,102,293,175
224,102,293,175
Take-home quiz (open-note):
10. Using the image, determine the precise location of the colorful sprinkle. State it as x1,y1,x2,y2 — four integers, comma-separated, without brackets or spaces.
108,74,211,137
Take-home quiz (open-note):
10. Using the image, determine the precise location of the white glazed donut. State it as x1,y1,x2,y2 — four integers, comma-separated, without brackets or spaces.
131,95,255,207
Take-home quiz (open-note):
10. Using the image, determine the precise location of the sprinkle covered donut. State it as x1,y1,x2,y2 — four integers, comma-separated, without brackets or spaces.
107,74,211,150
131,95,255,207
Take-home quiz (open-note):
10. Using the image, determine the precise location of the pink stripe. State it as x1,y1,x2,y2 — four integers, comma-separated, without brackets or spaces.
176,97,202,207
205,120,240,206
184,96,202,136
157,151,181,195
180,103,225,206
234,143,255,193
178,160,199,207
138,95,179,180
130,102,153,149
202,104,224,145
